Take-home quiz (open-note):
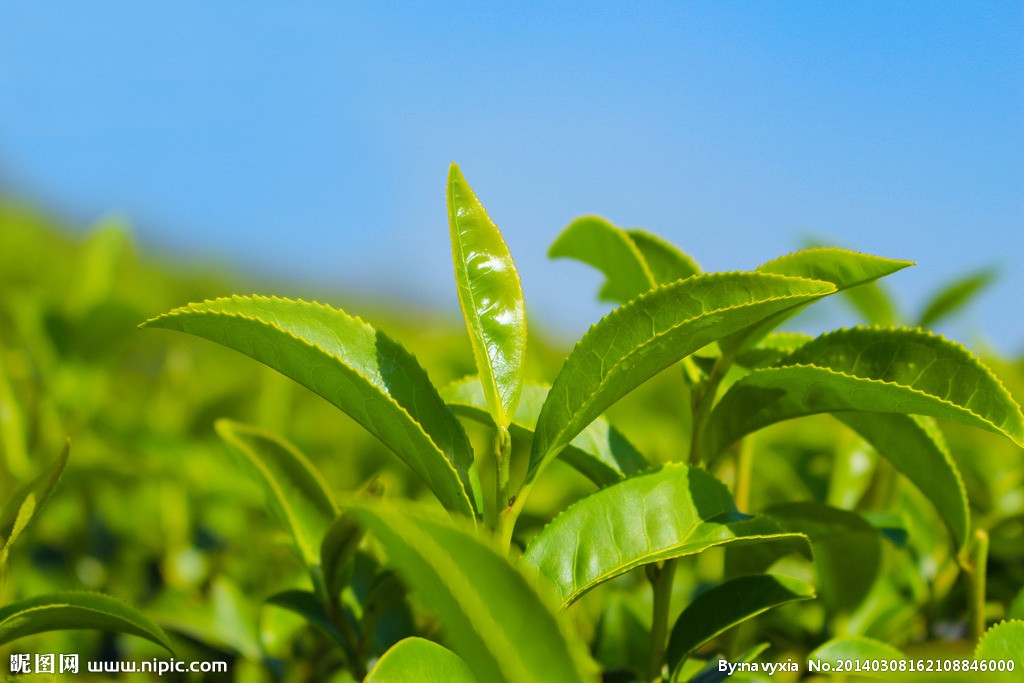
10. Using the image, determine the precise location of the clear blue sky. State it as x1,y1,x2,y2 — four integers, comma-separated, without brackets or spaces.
1,2,1021,354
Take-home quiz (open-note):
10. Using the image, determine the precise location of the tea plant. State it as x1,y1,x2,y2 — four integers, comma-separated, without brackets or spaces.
143,164,1024,682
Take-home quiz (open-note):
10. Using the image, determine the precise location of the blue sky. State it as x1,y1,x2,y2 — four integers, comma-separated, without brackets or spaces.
1,2,1021,354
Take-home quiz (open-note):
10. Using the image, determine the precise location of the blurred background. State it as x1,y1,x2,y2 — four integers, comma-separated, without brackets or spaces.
1,2,1021,353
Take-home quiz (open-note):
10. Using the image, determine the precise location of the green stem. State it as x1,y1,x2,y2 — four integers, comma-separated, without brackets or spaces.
647,559,678,682
969,529,989,642
314,569,365,680
688,353,731,467
492,426,513,552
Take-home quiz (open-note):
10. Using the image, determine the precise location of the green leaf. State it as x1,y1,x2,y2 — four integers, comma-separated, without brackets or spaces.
835,413,969,551
975,620,1024,682
0,440,69,555
443,378,647,487
592,596,650,674
522,464,809,606
142,296,476,516
918,268,997,329
447,164,527,428
807,637,904,680
757,248,914,290
625,229,701,283
549,216,655,303
734,332,814,369
321,481,381,602
528,273,835,485
366,637,478,683
215,420,337,570
666,574,815,675
761,503,882,613
720,248,913,353
705,328,1024,459
344,497,598,683
0,591,173,653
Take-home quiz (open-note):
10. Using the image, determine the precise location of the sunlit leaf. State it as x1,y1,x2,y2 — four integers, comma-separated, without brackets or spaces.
549,216,654,303
522,464,809,606
0,592,173,653
366,637,478,682
344,497,598,683
448,163,527,428
142,296,477,515
528,273,835,485
625,229,701,283
0,440,69,556
705,328,1024,459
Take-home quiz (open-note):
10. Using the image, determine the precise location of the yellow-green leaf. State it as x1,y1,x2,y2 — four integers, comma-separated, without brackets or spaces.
448,164,527,428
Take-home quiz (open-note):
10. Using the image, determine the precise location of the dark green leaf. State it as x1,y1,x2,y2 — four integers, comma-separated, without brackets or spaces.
142,296,477,515
522,464,809,606
528,273,835,487
666,575,815,675
366,637,478,682
549,216,654,303
443,378,647,487
448,163,527,428
0,592,173,653
216,420,337,569
344,498,598,683
265,589,348,650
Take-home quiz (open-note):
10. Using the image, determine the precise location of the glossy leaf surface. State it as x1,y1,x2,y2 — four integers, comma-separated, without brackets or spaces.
142,296,476,515
448,163,527,428
366,637,478,683
522,464,809,606
625,229,700,283
442,378,647,487
705,328,1024,458
216,420,337,569
549,216,654,303
836,413,969,550
0,592,173,652
665,574,815,675
529,273,835,484
344,498,597,683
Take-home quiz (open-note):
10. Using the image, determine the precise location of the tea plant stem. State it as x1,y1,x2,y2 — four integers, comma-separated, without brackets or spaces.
314,570,366,679
968,528,989,642
647,558,677,682
688,351,732,467
491,426,513,551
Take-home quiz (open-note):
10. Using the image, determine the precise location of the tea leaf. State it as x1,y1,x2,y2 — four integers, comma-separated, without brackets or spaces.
443,378,647,487
549,216,655,303
705,327,1024,458
836,413,969,551
808,637,904,679
0,591,174,652
215,420,337,570
142,296,477,516
0,440,69,554
344,498,598,683
665,574,815,675
366,637,478,682
265,589,348,649
721,248,913,353
975,620,1024,682
918,267,997,329
625,229,701,283
522,464,809,606
448,164,527,428
528,273,835,485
